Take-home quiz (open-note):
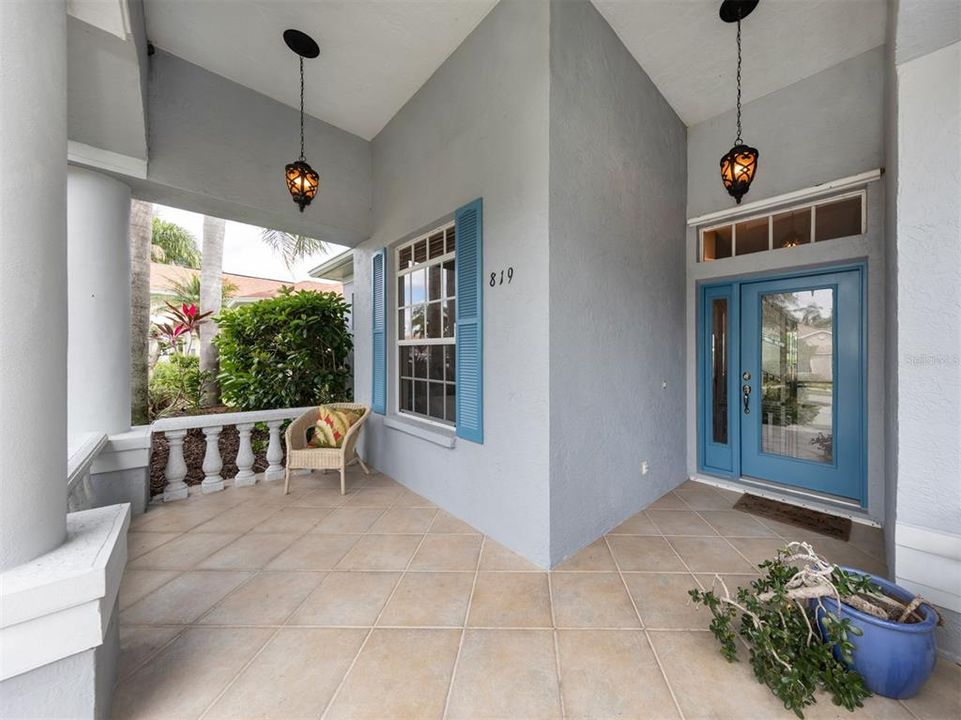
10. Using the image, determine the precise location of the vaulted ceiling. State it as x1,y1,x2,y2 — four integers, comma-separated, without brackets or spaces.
142,0,886,138
143,0,498,141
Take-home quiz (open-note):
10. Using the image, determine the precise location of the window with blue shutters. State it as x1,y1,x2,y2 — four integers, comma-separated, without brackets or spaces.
383,199,483,442
454,198,483,443
371,249,387,414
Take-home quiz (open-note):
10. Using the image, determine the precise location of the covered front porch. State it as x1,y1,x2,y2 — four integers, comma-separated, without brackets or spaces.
115,469,961,720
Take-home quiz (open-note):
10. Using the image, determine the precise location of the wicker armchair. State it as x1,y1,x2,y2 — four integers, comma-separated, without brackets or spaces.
284,404,372,495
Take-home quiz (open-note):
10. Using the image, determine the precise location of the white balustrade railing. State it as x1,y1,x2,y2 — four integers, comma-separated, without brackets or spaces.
67,432,109,512
151,407,313,501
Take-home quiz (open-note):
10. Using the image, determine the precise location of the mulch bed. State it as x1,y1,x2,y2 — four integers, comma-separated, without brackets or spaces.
734,493,852,541
149,406,286,496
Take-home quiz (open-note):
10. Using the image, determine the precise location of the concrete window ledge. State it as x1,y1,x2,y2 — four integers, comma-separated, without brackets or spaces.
384,415,457,448
0,503,129,681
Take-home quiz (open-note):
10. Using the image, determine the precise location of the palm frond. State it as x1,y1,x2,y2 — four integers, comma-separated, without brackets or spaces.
259,228,329,271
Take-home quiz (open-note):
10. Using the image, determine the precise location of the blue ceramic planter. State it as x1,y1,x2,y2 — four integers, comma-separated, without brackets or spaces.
815,568,938,699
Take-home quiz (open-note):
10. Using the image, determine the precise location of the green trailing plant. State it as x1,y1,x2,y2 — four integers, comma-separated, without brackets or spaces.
214,289,352,410
690,542,884,718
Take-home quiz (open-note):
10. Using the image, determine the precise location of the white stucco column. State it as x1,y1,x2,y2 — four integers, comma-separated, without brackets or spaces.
0,0,68,570
67,167,133,438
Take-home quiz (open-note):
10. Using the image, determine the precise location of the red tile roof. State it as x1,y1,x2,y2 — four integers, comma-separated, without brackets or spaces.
150,262,342,300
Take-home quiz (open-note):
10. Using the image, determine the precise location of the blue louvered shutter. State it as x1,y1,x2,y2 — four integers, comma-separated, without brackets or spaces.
455,198,483,443
371,249,387,414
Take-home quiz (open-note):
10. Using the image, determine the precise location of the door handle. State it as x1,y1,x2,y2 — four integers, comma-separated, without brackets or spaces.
742,384,752,414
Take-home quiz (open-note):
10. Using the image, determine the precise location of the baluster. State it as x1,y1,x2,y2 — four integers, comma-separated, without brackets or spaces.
201,425,224,493
264,420,284,482
162,429,189,501
234,423,256,486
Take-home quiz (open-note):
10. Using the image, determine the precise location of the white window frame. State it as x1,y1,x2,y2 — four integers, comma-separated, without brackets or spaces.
393,222,456,428
698,189,867,263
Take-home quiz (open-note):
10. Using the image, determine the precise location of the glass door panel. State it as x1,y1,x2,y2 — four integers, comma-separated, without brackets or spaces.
760,289,834,463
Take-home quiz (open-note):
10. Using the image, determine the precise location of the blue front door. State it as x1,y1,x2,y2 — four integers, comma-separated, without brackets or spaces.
699,266,865,503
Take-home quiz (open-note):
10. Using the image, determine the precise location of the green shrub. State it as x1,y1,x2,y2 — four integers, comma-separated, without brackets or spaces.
148,354,208,418
214,289,353,410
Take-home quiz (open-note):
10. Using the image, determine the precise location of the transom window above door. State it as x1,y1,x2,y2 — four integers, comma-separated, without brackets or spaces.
395,223,456,425
700,191,864,262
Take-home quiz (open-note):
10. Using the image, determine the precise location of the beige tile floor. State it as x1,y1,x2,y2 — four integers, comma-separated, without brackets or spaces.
115,473,960,720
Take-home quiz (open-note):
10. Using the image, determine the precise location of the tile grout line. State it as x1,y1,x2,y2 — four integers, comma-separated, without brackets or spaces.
317,494,440,720
440,534,486,720
546,569,568,720
602,532,686,720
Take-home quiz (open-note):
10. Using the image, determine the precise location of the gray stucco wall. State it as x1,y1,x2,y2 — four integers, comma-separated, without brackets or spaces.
352,0,553,566
145,50,371,246
684,46,888,523
547,0,688,565
893,40,960,537
687,46,885,219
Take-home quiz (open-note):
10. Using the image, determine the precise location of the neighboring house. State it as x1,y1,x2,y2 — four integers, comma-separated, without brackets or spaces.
309,250,354,328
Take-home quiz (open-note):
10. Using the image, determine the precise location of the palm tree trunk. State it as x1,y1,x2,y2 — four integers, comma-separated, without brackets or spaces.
200,215,226,406
129,199,154,425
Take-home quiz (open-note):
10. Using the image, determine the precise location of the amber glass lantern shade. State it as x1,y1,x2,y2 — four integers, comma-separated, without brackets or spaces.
719,143,758,204
285,159,319,212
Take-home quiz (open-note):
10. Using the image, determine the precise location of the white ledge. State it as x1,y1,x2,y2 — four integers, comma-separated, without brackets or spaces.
67,432,109,494
1,504,130,680
384,415,456,448
152,406,313,433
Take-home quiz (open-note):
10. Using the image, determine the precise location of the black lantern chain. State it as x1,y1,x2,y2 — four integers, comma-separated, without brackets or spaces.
735,18,742,144
299,55,305,161
284,29,320,212
718,0,759,205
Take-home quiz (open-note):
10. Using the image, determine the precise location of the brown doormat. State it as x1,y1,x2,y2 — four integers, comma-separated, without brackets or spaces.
734,494,852,541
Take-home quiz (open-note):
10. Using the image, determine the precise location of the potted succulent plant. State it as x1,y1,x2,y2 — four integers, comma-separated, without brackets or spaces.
690,541,939,718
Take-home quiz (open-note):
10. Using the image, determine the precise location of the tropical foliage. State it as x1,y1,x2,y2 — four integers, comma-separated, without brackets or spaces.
148,354,210,419
152,302,212,356
215,289,352,410
259,228,328,272
151,217,201,268
165,273,237,307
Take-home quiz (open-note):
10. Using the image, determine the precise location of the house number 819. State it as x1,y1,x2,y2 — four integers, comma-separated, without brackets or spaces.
489,267,514,287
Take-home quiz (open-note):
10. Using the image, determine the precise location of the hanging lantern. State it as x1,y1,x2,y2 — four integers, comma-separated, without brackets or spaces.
283,29,320,212
718,1,759,204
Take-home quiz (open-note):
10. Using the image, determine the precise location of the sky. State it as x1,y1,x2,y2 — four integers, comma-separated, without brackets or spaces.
154,204,348,282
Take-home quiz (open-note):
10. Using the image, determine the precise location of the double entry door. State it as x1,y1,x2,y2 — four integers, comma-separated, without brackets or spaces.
700,266,865,504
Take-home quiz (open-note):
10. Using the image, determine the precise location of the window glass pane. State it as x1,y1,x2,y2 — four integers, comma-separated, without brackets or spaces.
428,264,441,301
815,196,862,242
429,382,446,420
426,302,442,338
400,346,413,378
702,226,732,261
445,383,456,422
443,260,455,298
711,299,728,445
411,306,425,339
410,269,426,304
398,246,412,270
428,345,445,380
398,309,411,340
445,227,455,255
412,345,427,378
761,288,834,463
413,240,427,264
773,209,811,249
443,300,455,338
400,379,412,412
414,380,428,415
445,345,456,383
429,232,445,259
735,217,769,256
